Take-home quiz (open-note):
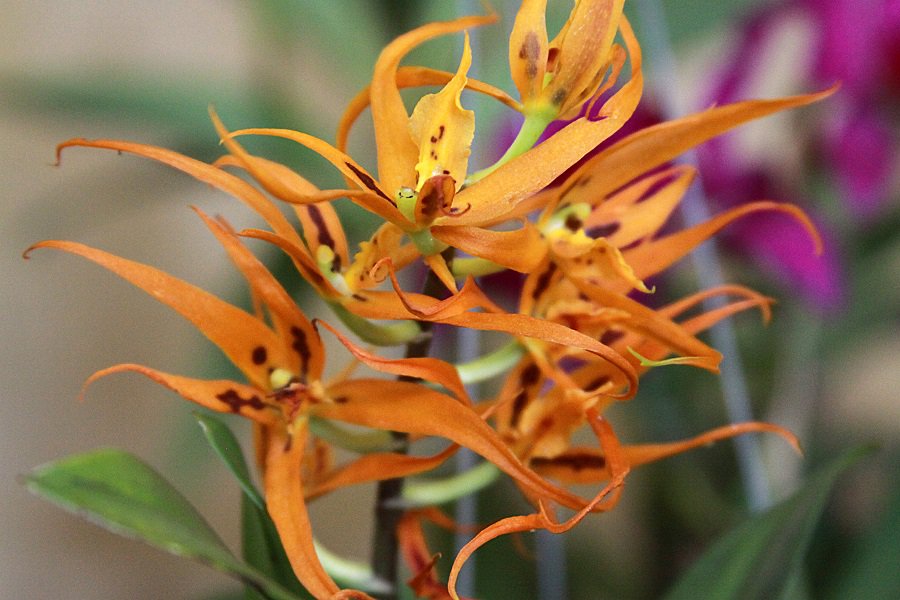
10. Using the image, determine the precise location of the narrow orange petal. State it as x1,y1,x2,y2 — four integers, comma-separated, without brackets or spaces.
238,228,340,298
567,277,722,372
222,126,407,226
295,203,350,276
432,221,547,273
371,14,497,193
306,445,458,501
625,201,823,281
26,240,287,390
552,85,839,205
194,209,325,380
264,425,341,599
82,363,278,425
56,137,303,249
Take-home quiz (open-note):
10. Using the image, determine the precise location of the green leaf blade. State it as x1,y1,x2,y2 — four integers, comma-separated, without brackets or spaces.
665,445,876,600
25,448,304,600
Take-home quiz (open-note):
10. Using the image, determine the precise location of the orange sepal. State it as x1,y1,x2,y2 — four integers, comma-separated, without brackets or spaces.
432,221,548,273
264,425,343,599
625,201,823,282
306,445,458,502
553,84,839,205
81,363,278,425
56,137,304,248
25,240,288,390
195,208,324,380
533,421,800,484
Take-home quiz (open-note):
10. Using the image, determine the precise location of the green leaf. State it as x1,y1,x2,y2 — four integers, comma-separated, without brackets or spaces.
665,445,875,600
194,412,265,510
193,413,306,597
25,448,304,600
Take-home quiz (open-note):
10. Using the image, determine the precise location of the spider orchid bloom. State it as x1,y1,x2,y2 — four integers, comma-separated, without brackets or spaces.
508,0,625,127
210,9,643,288
26,208,637,598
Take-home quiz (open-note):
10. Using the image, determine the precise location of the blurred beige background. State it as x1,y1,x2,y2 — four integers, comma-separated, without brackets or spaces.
2,3,373,598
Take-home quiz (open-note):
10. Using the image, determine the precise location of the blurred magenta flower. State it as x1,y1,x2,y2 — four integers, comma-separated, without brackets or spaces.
697,0,900,312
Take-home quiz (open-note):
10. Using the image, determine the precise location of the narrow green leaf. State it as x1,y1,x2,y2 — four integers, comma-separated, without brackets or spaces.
665,445,875,600
193,413,306,597
25,448,304,600
194,412,265,510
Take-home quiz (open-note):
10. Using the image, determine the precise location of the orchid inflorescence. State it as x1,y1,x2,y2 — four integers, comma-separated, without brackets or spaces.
27,1,834,598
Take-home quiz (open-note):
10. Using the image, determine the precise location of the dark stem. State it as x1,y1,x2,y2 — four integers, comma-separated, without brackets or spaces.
370,250,452,598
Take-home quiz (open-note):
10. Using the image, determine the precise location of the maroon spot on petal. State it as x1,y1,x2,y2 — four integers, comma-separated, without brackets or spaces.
585,375,611,391
551,87,567,106
290,326,311,375
216,389,266,413
519,32,542,79
531,452,606,472
306,204,340,272
599,330,624,346
345,162,393,203
586,222,621,239
531,262,558,301
333,395,348,404
251,346,267,366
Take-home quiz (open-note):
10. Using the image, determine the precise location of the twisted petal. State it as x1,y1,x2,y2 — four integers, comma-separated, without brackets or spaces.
532,421,800,483
625,201,823,282
306,445,458,502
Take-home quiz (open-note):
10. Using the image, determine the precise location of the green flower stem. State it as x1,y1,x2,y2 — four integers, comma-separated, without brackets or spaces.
308,417,400,454
403,461,499,506
467,107,557,184
329,302,422,346
314,540,392,596
451,256,506,278
455,340,526,385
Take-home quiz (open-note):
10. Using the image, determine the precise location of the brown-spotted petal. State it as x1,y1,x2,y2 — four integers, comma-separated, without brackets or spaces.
509,0,549,103
194,208,324,380
82,363,278,425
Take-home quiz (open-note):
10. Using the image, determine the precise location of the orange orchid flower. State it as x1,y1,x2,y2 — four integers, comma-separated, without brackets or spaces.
26,206,639,598
205,9,642,286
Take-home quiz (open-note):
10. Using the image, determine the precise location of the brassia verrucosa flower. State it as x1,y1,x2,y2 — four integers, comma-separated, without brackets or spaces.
28,1,839,598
